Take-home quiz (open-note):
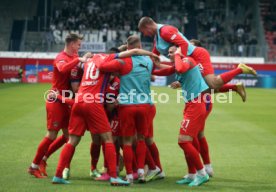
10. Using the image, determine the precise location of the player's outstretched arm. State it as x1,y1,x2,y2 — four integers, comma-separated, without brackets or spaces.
97,59,123,73
118,49,159,60
56,52,92,73
152,66,175,76
118,49,160,68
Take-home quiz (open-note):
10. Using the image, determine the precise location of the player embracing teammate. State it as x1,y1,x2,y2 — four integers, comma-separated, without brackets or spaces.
28,33,92,178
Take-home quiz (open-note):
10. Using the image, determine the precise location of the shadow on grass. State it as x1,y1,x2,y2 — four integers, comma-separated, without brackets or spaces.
67,175,276,191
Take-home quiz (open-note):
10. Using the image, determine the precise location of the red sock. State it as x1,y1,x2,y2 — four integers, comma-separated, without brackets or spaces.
178,141,204,171
116,146,120,167
90,142,101,171
146,147,156,170
104,143,117,178
220,68,242,84
55,143,75,178
148,142,162,171
199,137,211,164
102,143,108,169
123,145,133,174
219,84,237,92
33,137,53,165
45,135,68,159
136,140,147,169
132,151,138,173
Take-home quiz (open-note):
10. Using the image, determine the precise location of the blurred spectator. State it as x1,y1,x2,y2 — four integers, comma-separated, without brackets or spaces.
52,0,141,31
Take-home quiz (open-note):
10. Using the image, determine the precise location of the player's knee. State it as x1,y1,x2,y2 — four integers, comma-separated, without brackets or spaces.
198,131,205,138
100,132,113,143
137,134,145,141
205,75,221,89
68,135,81,147
91,134,101,144
207,80,217,89
213,76,224,88
178,134,193,143
46,130,58,140
145,137,154,145
123,137,133,145
61,129,69,138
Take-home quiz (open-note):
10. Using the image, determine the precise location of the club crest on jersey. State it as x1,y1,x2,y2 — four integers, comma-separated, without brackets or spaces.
198,63,204,71
58,60,65,64
71,69,78,77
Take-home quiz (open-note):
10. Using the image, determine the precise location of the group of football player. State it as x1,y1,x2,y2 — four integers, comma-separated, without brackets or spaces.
28,17,257,187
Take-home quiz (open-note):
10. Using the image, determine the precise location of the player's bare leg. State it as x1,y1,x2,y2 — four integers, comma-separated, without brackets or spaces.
117,136,124,174
204,62,257,90
113,136,123,175
100,132,130,186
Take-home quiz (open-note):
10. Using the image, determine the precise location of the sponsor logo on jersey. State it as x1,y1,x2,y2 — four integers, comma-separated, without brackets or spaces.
170,34,177,40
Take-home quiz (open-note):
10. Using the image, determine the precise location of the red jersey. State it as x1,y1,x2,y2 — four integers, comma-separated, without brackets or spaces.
106,76,120,97
70,65,83,83
97,57,155,75
76,53,116,103
152,25,189,57
52,51,80,92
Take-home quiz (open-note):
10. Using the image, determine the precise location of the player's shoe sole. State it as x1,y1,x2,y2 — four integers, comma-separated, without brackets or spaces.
176,177,194,184
188,174,209,187
110,177,130,186
236,82,246,102
238,63,257,76
145,168,161,182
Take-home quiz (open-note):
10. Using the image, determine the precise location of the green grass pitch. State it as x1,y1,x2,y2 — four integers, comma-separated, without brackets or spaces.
0,83,275,192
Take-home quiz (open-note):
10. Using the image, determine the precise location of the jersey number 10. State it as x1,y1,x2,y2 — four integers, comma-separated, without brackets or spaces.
85,62,100,80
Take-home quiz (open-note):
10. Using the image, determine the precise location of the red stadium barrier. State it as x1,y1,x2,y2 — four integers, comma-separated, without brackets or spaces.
0,57,53,82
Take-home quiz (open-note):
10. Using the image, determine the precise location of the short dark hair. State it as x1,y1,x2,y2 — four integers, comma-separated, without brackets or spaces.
138,17,155,29
127,35,140,48
65,33,83,44
108,47,120,53
190,39,202,47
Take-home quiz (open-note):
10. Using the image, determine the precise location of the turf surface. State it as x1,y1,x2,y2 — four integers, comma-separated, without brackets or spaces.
0,83,275,192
